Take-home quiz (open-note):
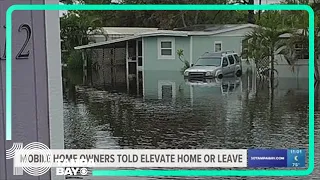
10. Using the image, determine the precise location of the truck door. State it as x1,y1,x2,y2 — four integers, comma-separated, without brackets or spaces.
222,57,229,75
227,54,236,75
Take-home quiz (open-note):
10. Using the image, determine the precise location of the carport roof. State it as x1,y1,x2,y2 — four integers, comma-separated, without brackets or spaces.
74,31,189,50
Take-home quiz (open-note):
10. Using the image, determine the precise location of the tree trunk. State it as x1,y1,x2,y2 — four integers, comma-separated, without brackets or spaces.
270,56,275,82
258,0,261,21
315,55,320,82
248,10,255,24
271,55,274,80
269,53,274,123
248,0,255,24
194,11,199,25
316,81,319,111
180,11,187,27
315,32,320,82
212,10,221,22
270,48,275,101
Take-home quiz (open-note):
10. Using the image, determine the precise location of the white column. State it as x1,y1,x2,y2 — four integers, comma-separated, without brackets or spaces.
142,38,145,98
189,36,194,106
190,85,194,107
136,40,139,95
126,40,129,93
45,0,64,180
189,36,193,65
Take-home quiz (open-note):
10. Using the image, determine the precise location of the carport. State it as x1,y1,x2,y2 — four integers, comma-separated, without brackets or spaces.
75,36,143,96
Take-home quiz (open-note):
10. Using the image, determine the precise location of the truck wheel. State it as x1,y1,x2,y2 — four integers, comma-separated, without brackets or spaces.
236,70,242,77
218,74,223,79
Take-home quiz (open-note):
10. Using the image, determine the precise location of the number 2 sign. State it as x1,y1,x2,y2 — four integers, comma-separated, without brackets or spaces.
0,24,32,60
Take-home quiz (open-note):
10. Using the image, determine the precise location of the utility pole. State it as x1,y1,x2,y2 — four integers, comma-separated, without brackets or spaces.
248,0,255,24
258,0,262,21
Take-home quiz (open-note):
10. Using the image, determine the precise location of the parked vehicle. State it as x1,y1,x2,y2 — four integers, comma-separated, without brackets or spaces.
184,51,242,79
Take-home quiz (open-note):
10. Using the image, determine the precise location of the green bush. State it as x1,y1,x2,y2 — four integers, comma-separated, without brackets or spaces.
177,49,190,74
67,50,83,70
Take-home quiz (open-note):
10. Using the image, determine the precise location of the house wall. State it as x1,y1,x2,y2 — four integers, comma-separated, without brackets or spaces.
274,57,308,78
273,54,319,79
191,27,255,62
144,26,314,79
191,35,244,64
248,52,318,79
143,34,249,71
143,36,190,71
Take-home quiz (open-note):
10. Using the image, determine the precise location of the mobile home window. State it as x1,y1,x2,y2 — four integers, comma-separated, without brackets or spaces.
214,41,222,52
161,41,172,55
158,38,175,59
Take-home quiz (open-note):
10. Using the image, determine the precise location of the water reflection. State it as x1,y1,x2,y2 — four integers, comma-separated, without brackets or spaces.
63,68,318,179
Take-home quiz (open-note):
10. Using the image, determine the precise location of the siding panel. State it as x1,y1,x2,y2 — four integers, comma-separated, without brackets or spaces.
0,0,51,179
30,1,51,179
192,36,244,64
0,1,6,179
144,36,190,71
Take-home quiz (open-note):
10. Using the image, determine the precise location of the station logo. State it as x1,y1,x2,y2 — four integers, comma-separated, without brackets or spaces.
247,149,306,168
6,142,91,176
6,142,52,176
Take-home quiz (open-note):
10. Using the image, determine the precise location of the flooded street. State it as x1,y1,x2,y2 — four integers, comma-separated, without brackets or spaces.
63,68,319,180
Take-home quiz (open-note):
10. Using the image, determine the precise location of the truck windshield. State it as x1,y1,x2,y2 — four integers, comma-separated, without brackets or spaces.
195,57,221,66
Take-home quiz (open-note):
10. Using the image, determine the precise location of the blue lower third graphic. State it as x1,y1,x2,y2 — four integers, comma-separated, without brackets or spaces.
248,149,287,167
287,149,306,167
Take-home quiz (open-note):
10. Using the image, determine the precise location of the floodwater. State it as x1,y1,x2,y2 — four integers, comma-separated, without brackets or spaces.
63,68,319,180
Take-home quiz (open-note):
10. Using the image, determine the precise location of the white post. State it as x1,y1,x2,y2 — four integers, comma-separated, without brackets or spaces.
240,77,243,93
82,50,87,84
126,41,129,93
82,50,86,71
248,72,250,91
190,36,193,65
45,0,64,179
136,40,139,95
269,49,272,97
190,85,194,107
142,38,145,98
252,63,256,94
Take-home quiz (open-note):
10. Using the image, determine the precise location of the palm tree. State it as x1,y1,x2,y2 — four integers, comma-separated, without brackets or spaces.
242,26,293,81
241,25,295,124
282,9,320,82
278,2,320,82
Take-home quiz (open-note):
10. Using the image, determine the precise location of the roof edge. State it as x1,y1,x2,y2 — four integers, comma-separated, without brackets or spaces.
188,24,258,36
74,32,188,50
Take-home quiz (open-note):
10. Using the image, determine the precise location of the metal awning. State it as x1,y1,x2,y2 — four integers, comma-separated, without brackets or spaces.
74,35,141,50
74,31,189,50
74,24,259,50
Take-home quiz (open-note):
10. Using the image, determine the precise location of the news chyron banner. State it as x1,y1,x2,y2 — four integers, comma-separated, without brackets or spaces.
6,142,305,177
